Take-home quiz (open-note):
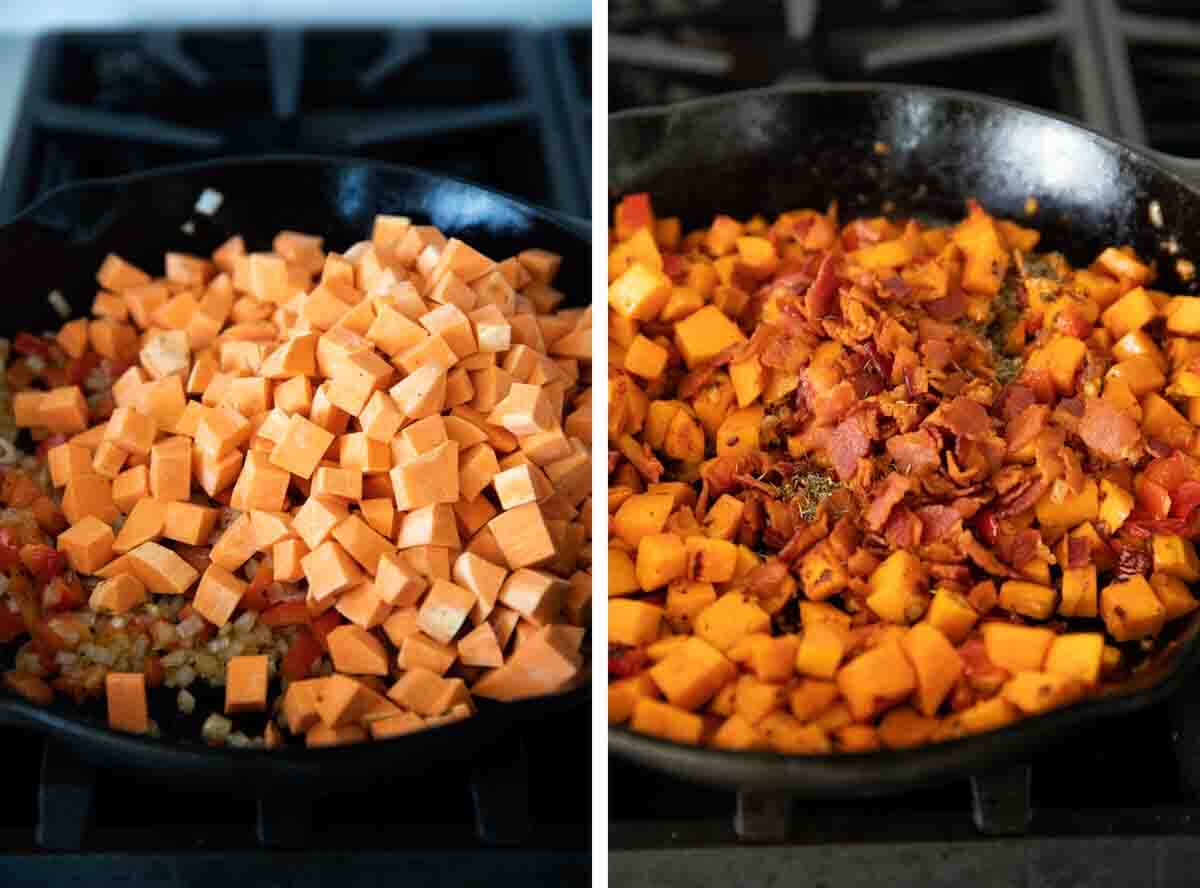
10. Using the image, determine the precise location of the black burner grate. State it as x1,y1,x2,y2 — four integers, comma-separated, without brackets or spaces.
0,27,590,222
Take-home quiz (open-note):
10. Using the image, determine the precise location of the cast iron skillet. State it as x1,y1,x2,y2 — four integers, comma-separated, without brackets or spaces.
609,83,1200,797
0,155,590,788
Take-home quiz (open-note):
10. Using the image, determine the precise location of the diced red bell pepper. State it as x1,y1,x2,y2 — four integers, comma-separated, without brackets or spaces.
41,573,85,612
973,509,1000,548
310,610,344,653
258,600,310,628
281,629,323,681
143,654,165,688
0,527,22,570
66,350,101,387
1136,478,1173,521
13,333,50,359
20,545,65,585
241,559,274,612
0,606,27,643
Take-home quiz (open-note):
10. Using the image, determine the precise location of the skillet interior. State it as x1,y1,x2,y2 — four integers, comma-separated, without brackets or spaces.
0,156,590,788
608,84,1200,796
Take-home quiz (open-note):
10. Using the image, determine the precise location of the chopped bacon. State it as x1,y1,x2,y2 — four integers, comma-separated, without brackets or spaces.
1078,397,1142,462
921,339,953,371
661,253,687,282
1136,478,1172,521
886,429,941,475
744,559,791,598
996,476,1048,519
864,472,913,531
615,434,664,484
997,529,1040,568
804,253,839,324
1146,438,1175,459
925,287,967,321
827,411,874,482
916,505,963,543
998,384,1037,422
960,530,1011,577
884,507,922,549
1006,404,1049,455
608,646,648,680
935,396,992,441
1113,543,1152,581
13,333,51,359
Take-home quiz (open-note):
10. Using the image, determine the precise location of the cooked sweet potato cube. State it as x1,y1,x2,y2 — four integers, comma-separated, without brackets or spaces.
836,642,917,722
1101,575,1167,641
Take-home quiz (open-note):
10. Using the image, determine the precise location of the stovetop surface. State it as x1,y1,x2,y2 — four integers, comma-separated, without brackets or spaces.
0,25,590,223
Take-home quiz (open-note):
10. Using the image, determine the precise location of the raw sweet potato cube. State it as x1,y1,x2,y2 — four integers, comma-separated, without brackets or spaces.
389,364,446,419
390,441,460,510
330,514,395,574
269,413,335,480
111,465,150,513
396,631,456,675
306,722,368,748
163,501,219,546
416,579,476,644
388,667,471,716
193,448,242,498
311,465,363,501
48,442,94,488
327,624,389,675
486,383,555,436
230,451,290,512
105,406,157,456
488,502,557,569
106,672,149,734
89,573,147,614
57,516,114,574
149,436,191,501
492,462,553,510
140,329,190,380
452,551,507,624
290,495,347,550
313,673,379,728
194,406,251,460
62,473,120,526
499,569,566,626
192,563,247,627
374,551,427,607
282,678,326,734
335,580,392,628
301,540,364,602
125,541,200,595
225,655,269,714
359,390,403,442
471,625,582,701
360,498,395,539
337,432,391,473
209,512,258,572
396,503,460,550
273,538,309,583
91,440,128,479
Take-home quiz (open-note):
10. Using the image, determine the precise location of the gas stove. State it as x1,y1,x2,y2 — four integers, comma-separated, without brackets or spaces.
609,2,1200,884
0,23,591,884
0,26,591,222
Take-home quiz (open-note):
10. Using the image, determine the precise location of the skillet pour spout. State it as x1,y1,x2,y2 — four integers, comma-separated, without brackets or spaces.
608,83,1200,797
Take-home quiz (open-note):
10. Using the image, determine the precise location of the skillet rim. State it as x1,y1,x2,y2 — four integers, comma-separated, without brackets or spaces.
608,82,1200,794
0,154,591,774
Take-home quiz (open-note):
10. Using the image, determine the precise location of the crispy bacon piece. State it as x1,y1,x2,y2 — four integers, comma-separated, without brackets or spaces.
996,477,1048,519
1067,536,1090,569
1170,480,1200,522
936,396,993,441
916,505,963,543
864,473,913,531
960,530,1011,577
884,507,922,549
886,429,941,475
804,253,839,324
615,434,664,484
998,384,1037,422
828,412,874,483
1079,397,1142,462
744,559,791,598
1006,404,1049,455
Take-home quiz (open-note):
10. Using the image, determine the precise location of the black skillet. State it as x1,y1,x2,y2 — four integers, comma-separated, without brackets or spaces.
0,155,590,789
609,83,1200,796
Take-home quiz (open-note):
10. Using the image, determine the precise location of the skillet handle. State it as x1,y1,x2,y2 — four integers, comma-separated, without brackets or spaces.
1151,150,1200,191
